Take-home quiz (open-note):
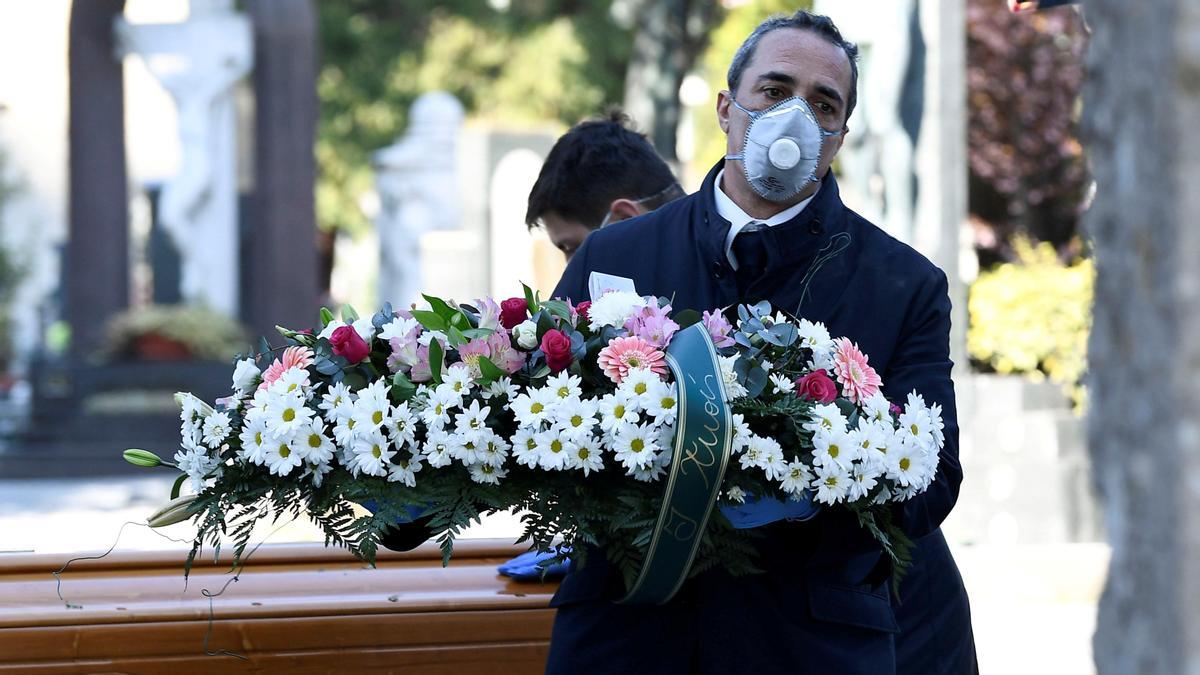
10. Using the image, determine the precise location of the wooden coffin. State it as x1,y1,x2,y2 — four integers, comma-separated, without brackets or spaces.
0,540,559,673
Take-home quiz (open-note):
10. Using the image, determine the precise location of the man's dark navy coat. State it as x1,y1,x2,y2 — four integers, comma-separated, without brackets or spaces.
546,162,976,675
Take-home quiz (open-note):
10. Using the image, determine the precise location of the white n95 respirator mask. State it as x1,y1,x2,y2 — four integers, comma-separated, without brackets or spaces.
724,96,842,202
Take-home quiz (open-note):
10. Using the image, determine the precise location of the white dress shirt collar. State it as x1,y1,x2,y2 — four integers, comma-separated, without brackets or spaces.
714,168,820,269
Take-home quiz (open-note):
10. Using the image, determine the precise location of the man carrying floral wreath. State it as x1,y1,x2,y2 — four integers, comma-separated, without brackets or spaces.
548,11,976,674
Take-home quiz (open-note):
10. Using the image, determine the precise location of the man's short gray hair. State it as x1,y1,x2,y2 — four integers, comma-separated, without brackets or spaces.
727,11,860,125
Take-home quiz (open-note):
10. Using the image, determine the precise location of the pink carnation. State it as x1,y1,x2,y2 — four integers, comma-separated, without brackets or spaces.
831,337,882,404
259,346,313,391
701,310,735,348
623,303,680,348
597,336,668,384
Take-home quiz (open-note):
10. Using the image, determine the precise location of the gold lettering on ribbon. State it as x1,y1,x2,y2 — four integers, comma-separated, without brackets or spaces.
664,507,699,542
679,373,724,491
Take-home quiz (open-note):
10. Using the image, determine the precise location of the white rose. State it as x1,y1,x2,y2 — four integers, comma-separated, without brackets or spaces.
513,320,539,350
231,358,260,393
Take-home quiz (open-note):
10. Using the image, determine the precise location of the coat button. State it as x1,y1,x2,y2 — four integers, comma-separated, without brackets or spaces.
712,261,725,278
808,219,823,235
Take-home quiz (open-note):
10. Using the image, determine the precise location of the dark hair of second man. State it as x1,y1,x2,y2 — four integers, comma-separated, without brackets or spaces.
525,110,679,231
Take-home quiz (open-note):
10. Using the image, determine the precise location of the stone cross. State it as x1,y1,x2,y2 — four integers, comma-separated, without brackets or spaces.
114,0,252,317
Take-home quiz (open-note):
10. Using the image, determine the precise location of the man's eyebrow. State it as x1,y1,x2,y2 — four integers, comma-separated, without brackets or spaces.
813,84,844,108
755,71,797,87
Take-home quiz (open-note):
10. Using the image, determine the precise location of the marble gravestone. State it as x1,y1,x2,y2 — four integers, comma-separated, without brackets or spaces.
373,92,465,311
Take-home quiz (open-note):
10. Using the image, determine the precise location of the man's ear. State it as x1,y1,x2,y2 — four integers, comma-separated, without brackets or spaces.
606,198,644,224
717,89,733,135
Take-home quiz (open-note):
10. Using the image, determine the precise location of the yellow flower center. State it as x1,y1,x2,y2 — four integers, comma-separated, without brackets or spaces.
579,448,591,460
661,397,675,409
308,434,322,448
614,404,626,418
531,402,544,414
255,431,263,445
282,409,295,422
910,423,920,435
373,410,384,425
829,444,840,458
571,415,583,427
557,386,570,398
279,444,291,458
372,445,382,458
550,439,563,453
899,457,911,471
631,439,644,453
634,383,647,395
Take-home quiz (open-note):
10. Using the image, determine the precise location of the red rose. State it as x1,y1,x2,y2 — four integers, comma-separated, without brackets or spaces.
575,301,592,324
499,297,528,329
796,370,838,403
329,325,370,364
540,329,574,372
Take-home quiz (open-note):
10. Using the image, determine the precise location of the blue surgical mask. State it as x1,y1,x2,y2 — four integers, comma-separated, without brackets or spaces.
724,97,843,202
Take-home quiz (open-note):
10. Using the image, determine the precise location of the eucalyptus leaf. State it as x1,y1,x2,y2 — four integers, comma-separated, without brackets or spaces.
737,304,751,323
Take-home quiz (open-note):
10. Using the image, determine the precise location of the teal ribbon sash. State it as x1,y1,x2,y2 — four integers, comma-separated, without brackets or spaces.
618,323,733,605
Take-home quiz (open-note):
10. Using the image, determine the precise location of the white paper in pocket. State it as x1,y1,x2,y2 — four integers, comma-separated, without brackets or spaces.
588,271,638,301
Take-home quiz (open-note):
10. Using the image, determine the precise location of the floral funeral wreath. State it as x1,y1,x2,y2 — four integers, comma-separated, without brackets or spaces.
125,284,944,602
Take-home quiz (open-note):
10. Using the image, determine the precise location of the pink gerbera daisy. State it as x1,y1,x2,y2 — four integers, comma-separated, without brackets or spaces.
831,337,882,404
259,346,314,390
596,336,669,385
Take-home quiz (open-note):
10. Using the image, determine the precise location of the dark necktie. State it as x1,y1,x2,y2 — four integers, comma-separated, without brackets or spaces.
732,222,768,295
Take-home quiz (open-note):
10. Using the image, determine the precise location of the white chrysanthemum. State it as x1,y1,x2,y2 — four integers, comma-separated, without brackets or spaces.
318,319,346,341
796,319,835,369
897,406,934,446
535,430,575,470
201,411,232,447
618,368,661,406
847,462,882,502
263,434,303,476
598,392,640,433
554,398,598,441
645,381,679,424
417,330,447,348
352,395,391,434
422,429,454,468
812,462,851,505
718,355,749,400
848,423,890,465
725,485,747,504
566,438,604,476
768,373,795,395
511,427,541,468
239,411,271,465
420,388,457,430
351,430,394,477
476,431,509,468
612,422,659,470
387,454,423,487
442,364,474,398
927,401,946,447
379,316,419,341
739,435,783,477
587,290,648,330
175,442,221,491
510,388,557,428
628,461,666,482
730,413,752,453
177,392,213,424
805,403,848,435
885,437,929,488
453,399,491,439
780,460,813,496
295,417,336,465
268,367,310,397
812,429,857,470
387,401,418,447
319,382,355,420
332,414,360,447
468,462,508,485
860,392,892,425
546,372,583,401
482,377,520,402
351,317,377,342
265,392,313,437
448,434,485,465
304,460,333,487
231,358,260,394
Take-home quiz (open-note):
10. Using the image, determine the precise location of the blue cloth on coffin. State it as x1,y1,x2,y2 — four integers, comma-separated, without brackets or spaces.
497,549,571,580
719,492,820,529
359,500,428,522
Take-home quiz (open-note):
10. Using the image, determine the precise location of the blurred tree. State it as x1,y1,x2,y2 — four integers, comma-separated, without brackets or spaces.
966,0,1089,266
0,143,22,373
315,1,631,242
622,0,725,162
